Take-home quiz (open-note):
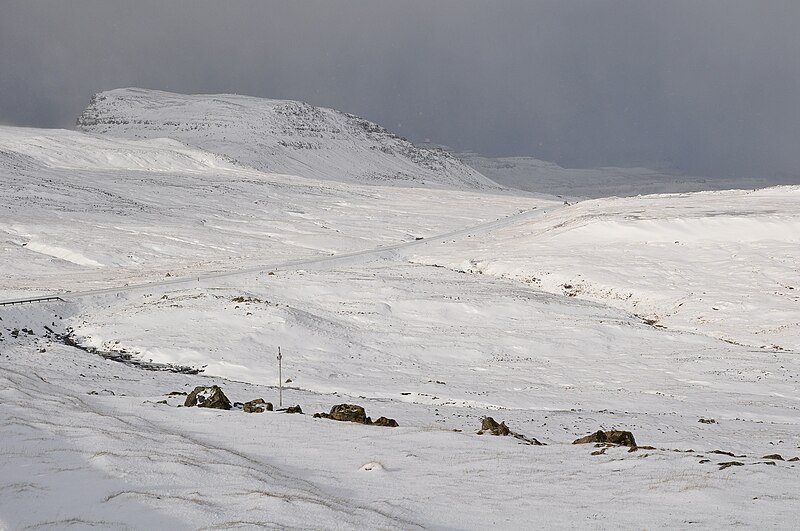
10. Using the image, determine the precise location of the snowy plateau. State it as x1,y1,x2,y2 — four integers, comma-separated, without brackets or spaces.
1,88,799,529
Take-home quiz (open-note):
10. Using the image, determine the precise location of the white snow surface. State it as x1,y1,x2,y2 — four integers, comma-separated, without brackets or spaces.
2,99,800,529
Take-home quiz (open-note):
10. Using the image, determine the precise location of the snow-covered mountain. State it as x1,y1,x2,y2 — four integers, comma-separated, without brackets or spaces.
457,151,790,199
76,88,499,189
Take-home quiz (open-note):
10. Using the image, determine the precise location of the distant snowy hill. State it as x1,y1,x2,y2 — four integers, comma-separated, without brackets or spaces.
457,152,788,199
76,88,499,189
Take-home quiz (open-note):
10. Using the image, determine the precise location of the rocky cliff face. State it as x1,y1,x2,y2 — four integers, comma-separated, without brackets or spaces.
77,88,499,190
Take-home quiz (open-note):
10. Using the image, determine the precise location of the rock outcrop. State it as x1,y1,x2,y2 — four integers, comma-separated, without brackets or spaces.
573,430,637,448
479,416,510,436
477,416,543,445
329,404,368,423
184,385,232,410
243,398,273,413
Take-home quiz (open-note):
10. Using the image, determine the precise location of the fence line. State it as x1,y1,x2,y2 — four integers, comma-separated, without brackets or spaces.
0,296,65,307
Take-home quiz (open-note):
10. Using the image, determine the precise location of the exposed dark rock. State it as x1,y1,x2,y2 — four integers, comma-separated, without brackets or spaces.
761,454,784,461
167,391,187,396
698,418,716,424
512,433,543,446
710,450,745,458
231,296,262,304
243,398,273,413
285,405,303,414
573,430,637,448
480,416,510,436
184,385,232,410
718,461,745,470
373,416,399,427
789,457,800,462
314,405,398,427
477,416,544,445
329,403,367,424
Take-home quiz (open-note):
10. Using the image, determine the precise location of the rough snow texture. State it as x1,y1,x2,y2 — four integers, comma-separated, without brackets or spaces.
77,88,499,189
2,91,800,529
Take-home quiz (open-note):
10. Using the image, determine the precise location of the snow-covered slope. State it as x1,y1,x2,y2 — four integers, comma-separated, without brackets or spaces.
409,186,800,351
76,88,500,189
457,152,791,199
0,125,537,299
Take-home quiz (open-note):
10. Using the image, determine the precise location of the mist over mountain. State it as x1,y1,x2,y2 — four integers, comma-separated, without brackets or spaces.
456,152,791,199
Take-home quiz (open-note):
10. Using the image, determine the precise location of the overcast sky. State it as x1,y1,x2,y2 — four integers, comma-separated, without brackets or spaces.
2,1,799,178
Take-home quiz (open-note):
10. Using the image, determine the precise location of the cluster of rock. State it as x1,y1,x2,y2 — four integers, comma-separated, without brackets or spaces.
475,420,645,451
313,403,398,427
180,389,395,427
182,385,284,412
572,429,638,449
175,390,799,470
177,387,800,476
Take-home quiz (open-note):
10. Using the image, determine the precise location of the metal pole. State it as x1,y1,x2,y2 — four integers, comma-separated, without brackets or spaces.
277,346,282,408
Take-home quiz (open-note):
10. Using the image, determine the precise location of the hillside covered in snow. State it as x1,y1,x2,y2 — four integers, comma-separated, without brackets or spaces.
77,88,499,190
2,91,800,529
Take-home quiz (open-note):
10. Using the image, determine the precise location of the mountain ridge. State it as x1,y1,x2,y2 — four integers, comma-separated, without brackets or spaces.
76,88,499,190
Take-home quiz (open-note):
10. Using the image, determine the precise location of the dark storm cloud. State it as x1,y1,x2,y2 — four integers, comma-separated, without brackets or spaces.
2,0,799,178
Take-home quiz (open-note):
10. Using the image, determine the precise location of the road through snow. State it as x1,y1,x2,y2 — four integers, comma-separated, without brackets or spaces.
0,205,556,306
